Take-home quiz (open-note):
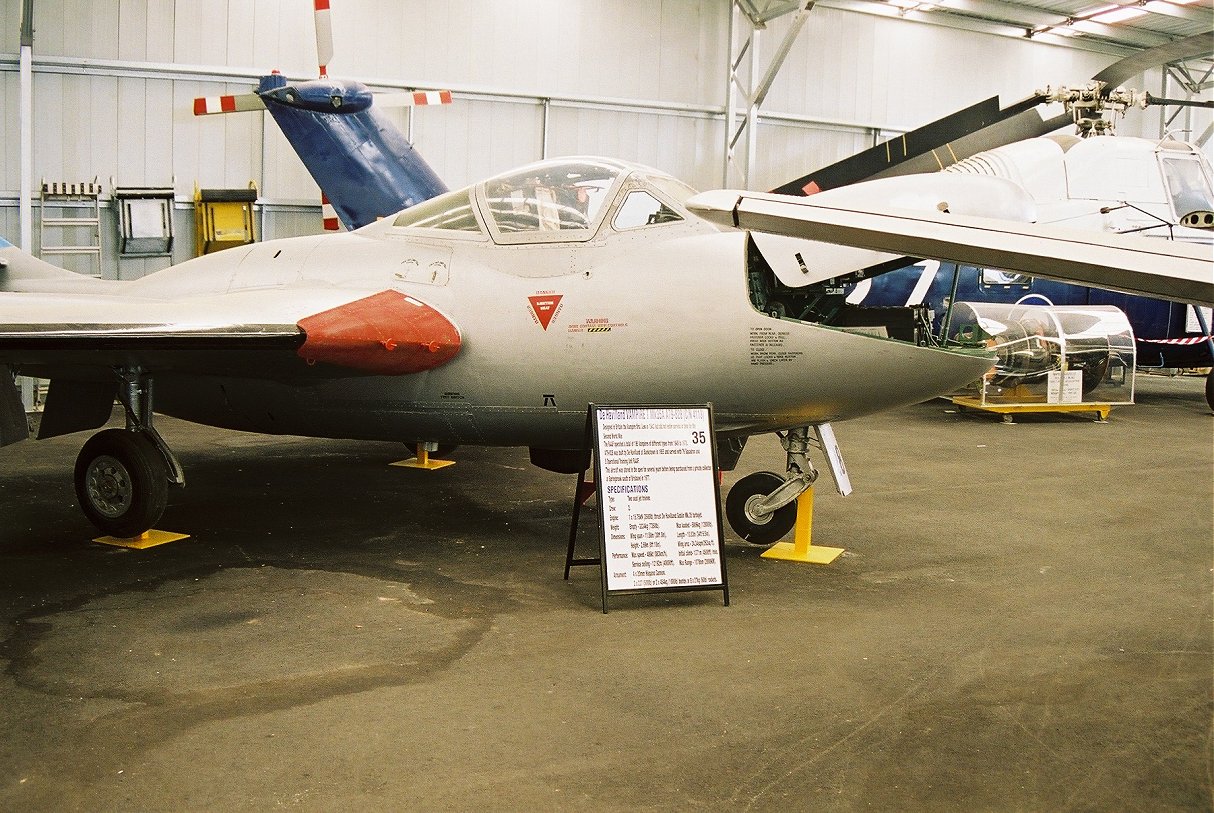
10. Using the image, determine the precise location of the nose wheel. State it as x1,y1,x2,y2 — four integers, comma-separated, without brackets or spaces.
725,471,798,545
723,425,851,548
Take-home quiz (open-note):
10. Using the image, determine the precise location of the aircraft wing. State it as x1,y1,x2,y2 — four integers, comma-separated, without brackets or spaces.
687,190,1214,307
0,287,462,378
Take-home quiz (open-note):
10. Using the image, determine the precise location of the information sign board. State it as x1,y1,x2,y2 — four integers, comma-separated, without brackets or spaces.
591,404,728,611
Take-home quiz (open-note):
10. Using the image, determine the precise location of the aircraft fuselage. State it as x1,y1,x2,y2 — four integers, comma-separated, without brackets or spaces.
145,227,990,448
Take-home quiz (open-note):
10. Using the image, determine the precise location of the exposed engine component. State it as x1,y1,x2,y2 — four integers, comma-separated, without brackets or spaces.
947,302,1136,396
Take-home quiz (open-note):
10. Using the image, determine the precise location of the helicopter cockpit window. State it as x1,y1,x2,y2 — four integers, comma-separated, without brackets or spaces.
1161,155,1214,219
482,162,617,237
391,187,482,232
613,190,683,231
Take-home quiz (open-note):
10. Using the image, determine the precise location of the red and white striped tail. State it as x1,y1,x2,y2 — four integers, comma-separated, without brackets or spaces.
411,90,453,106
193,93,265,116
322,193,342,232
1139,335,1213,345
375,90,454,108
315,0,334,78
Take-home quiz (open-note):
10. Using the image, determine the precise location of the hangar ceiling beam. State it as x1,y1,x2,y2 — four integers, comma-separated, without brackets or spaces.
736,0,808,25
1057,19,1170,49
724,0,817,189
1162,60,1214,148
1116,0,1213,26
933,0,1210,32
815,0,1169,56
933,0,1062,29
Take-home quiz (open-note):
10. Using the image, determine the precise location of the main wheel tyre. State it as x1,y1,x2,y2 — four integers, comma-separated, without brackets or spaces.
1206,371,1213,412
725,471,797,546
74,429,169,538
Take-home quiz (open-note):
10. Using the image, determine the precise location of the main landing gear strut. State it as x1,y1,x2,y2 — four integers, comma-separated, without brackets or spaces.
73,368,184,538
724,425,851,546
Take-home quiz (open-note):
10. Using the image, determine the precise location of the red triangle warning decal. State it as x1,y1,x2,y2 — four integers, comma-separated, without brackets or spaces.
528,294,563,330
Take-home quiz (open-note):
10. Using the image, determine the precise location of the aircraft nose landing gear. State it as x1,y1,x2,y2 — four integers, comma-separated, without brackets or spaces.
724,424,852,549
726,470,803,545
725,427,822,545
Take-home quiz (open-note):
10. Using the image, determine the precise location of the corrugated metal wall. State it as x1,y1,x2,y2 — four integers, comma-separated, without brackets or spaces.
0,0,1180,279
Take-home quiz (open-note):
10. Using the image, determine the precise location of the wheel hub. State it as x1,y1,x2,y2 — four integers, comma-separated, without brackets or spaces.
743,494,774,526
85,455,133,518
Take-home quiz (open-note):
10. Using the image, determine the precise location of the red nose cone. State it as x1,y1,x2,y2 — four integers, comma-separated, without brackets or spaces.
297,290,461,375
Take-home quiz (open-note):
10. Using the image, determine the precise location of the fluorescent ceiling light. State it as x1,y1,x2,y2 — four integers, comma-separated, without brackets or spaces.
1089,4,1149,23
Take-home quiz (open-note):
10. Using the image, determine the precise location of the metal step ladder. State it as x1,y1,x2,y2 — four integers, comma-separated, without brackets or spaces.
39,178,103,277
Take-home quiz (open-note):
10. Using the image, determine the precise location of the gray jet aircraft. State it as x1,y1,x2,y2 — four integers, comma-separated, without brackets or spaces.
1,157,1209,543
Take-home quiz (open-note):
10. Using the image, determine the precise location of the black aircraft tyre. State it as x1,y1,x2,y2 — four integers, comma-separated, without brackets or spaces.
726,471,797,546
74,429,169,538
1206,370,1214,412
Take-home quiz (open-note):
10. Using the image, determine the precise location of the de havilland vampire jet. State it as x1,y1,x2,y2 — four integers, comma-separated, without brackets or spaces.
1,157,1210,545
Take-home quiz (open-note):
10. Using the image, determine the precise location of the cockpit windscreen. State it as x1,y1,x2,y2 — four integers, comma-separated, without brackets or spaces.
482,162,618,235
1161,155,1214,219
391,187,482,232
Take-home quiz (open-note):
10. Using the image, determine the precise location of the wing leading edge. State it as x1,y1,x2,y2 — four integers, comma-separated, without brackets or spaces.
0,289,462,378
688,190,1214,307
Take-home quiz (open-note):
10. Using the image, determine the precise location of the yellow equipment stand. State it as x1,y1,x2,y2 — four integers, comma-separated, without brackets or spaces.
760,486,844,564
92,530,191,549
951,396,1111,423
391,443,456,471
194,182,258,256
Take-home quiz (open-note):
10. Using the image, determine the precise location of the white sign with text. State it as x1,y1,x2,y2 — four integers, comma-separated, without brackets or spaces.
593,406,725,594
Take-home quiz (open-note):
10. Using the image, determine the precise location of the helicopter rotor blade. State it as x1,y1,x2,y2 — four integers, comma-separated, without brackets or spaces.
373,90,455,108
314,0,334,78
776,32,1213,196
192,93,266,116
771,94,1059,195
1144,93,1214,110
1093,32,1213,89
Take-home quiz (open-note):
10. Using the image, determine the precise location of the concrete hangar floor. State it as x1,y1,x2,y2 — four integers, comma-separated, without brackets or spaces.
0,374,1209,811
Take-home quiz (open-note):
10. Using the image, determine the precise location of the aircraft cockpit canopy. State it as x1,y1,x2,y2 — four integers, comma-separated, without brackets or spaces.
388,187,482,232
1160,151,1214,220
482,161,617,238
380,158,701,245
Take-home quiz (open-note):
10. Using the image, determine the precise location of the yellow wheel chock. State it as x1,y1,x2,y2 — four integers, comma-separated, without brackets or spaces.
93,529,191,549
392,442,456,471
760,486,844,564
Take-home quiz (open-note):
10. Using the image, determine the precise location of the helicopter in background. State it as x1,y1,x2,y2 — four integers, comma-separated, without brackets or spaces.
192,0,452,231
768,32,1214,409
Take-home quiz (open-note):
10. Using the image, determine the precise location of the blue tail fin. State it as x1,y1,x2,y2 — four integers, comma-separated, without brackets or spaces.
257,74,448,229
